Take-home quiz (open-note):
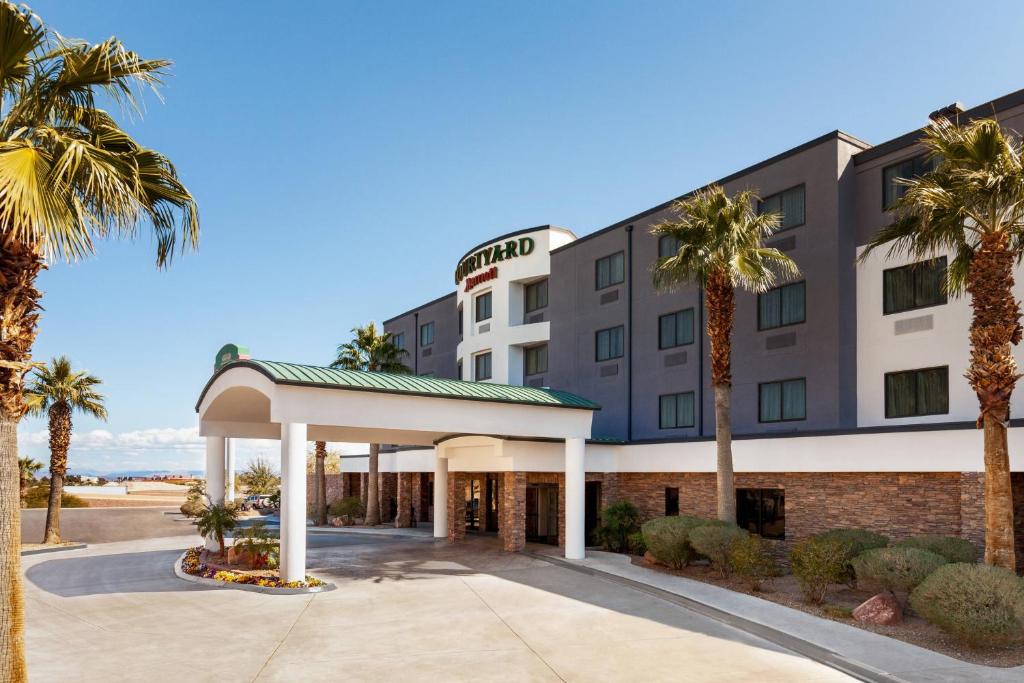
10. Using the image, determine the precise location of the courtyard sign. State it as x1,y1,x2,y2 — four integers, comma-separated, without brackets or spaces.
455,236,535,285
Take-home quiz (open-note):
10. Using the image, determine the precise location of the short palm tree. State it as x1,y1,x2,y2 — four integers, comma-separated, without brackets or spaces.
313,441,328,526
195,502,239,557
860,117,1024,570
0,4,197,676
25,357,107,543
331,323,410,525
651,185,798,522
240,457,279,495
17,457,41,508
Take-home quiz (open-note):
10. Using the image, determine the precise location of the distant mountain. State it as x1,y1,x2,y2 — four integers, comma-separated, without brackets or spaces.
70,468,203,479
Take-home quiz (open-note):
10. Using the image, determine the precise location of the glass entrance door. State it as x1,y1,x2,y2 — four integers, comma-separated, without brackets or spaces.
485,474,500,532
525,484,558,545
465,479,481,531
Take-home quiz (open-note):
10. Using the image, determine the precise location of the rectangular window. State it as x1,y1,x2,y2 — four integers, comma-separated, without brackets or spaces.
457,359,463,380
525,279,548,313
758,185,805,230
665,487,680,516
525,344,548,376
883,257,947,315
474,352,492,381
884,366,949,418
595,325,624,362
475,291,492,322
736,488,785,539
595,251,625,290
419,322,434,347
883,155,934,209
659,392,695,429
759,378,806,423
758,282,806,330
659,308,695,349
658,234,682,259
392,332,405,350
458,305,464,338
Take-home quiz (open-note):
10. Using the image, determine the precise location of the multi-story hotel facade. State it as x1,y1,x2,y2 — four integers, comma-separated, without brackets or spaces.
319,88,1024,563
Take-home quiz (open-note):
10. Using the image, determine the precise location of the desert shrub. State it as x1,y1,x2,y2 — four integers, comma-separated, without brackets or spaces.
729,533,781,589
627,531,647,556
328,496,365,523
910,563,1024,647
817,528,889,585
851,547,947,595
642,515,711,568
235,522,279,569
180,498,205,517
23,485,86,509
690,524,747,577
822,605,853,619
894,536,978,564
595,501,642,553
789,536,848,604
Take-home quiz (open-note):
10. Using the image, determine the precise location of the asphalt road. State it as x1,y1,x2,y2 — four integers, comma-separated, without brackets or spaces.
20,506,193,544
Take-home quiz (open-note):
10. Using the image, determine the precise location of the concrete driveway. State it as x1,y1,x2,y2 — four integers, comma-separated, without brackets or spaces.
23,529,852,682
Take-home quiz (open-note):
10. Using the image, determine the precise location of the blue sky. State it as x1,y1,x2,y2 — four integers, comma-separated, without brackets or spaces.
17,0,1024,473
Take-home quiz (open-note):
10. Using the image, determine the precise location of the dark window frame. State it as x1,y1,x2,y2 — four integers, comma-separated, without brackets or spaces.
757,281,807,331
882,257,948,315
595,251,626,290
475,291,492,323
758,377,807,423
474,351,492,381
658,234,682,259
757,184,806,231
594,325,625,362
659,391,696,429
658,308,695,349
736,488,785,540
884,365,950,419
392,332,405,351
419,321,435,347
525,279,549,314
882,154,935,210
525,344,548,376
665,487,680,516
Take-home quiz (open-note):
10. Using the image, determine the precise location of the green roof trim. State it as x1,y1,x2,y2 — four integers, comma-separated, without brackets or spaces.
196,359,601,412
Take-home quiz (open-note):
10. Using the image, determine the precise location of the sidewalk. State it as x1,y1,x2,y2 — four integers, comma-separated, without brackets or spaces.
534,548,1024,683
306,524,434,539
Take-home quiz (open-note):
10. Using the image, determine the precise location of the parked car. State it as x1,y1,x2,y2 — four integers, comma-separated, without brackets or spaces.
240,494,272,511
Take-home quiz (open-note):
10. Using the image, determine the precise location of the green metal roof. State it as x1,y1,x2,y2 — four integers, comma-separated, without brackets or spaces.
196,359,600,412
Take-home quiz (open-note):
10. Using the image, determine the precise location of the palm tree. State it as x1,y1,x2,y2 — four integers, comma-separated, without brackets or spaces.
195,502,239,557
0,4,198,675
331,323,410,525
25,357,107,543
860,117,1024,570
313,441,328,526
239,457,279,495
651,185,798,522
17,457,41,508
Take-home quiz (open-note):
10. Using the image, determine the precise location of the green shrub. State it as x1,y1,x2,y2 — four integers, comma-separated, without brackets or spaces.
817,528,889,585
729,533,780,589
23,485,87,509
789,536,848,604
690,524,747,577
235,522,279,569
851,547,947,595
627,531,647,556
822,604,854,619
180,498,205,517
642,515,711,568
894,536,978,564
328,496,365,523
596,501,642,553
910,563,1024,647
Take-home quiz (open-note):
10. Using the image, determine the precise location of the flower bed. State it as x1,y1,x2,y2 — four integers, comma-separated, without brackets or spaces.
180,546,325,589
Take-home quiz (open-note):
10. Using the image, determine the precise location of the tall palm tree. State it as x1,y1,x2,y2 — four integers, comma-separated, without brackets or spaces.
860,116,1024,570
313,440,327,526
651,185,798,522
331,323,410,525
0,4,197,677
25,357,107,543
17,457,41,508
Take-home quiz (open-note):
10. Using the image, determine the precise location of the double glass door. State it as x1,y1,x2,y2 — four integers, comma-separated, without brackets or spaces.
526,484,559,545
465,475,500,533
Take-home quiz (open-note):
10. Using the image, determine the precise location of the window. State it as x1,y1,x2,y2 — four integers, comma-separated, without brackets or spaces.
885,366,949,418
665,487,680,516
758,185,805,230
475,291,492,322
595,325,624,361
392,332,405,350
736,488,785,539
758,282,806,330
658,234,681,259
883,155,934,209
595,251,625,289
525,279,548,313
883,257,947,315
759,378,806,422
457,359,463,380
419,321,434,347
659,308,694,349
525,344,548,376
458,305,463,338
659,392,695,429
474,352,492,381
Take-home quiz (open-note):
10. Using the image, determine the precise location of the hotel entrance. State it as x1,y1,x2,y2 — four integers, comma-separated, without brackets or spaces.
465,474,500,533
525,483,558,545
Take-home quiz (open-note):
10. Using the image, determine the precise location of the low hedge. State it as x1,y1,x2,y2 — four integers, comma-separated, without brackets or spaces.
641,515,724,568
850,546,947,594
729,533,780,590
690,524,747,577
816,528,889,585
910,563,1024,647
627,531,647,556
180,498,205,517
596,501,642,553
23,485,87,509
789,536,848,604
893,536,978,564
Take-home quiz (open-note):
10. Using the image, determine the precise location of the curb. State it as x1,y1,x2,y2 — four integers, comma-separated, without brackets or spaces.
172,551,336,595
21,543,87,556
529,551,906,683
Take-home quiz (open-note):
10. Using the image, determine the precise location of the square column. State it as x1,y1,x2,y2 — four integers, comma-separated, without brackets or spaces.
395,473,413,527
225,438,236,503
500,472,526,552
447,472,466,542
204,436,226,551
433,449,447,538
564,437,585,560
280,422,308,583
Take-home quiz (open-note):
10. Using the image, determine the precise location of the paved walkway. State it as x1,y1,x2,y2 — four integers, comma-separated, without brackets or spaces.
23,531,852,682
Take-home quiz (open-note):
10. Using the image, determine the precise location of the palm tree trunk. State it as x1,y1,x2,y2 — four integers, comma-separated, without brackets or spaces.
43,402,71,544
965,232,1021,570
314,441,327,526
706,269,736,522
365,443,381,526
0,237,44,682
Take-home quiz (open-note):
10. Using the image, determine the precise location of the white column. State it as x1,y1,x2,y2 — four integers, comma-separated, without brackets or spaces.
433,447,447,539
204,436,226,551
225,438,236,503
280,422,308,583
564,437,585,560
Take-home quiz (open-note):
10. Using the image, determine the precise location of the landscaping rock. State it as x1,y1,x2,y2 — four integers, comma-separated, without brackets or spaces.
853,592,902,625
643,551,661,566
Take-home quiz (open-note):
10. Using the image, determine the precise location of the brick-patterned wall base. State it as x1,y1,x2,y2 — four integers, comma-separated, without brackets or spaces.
447,472,466,542
959,472,985,549
379,473,397,523
359,473,368,508
306,473,344,508
1014,473,1024,571
501,472,526,551
395,473,413,527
